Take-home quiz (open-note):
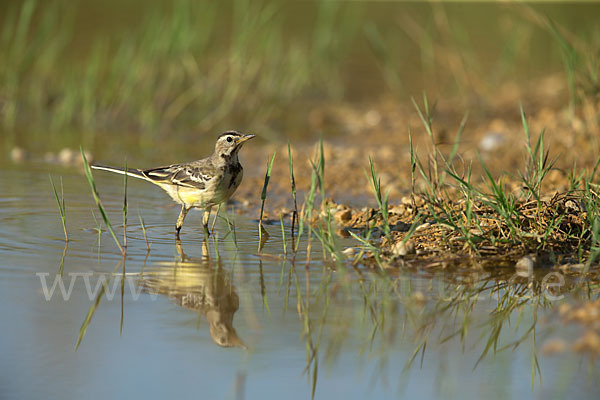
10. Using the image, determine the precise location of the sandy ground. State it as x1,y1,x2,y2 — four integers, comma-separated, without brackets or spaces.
236,73,599,216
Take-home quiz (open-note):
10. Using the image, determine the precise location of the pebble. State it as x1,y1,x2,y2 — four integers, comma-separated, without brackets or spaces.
392,240,416,256
335,208,352,224
58,148,78,165
564,200,579,212
336,228,350,238
364,110,381,127
341,247,356,258
558,263,585,274
55,148,94,166
479,132,507,152
515,254,538,278
415,222,430,232
10,147,28,163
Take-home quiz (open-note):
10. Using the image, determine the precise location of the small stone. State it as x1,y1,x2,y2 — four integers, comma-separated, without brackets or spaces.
558,263,585,273
392,240,416,256
341,247,355,258
336,228,350,238
58,148,77,166
479,132,507,152
364,110,381,127
564,200,579,211
10,147,28,163
415,223,430,232
389,204,406,215
515,254,538,278
335,208,352,224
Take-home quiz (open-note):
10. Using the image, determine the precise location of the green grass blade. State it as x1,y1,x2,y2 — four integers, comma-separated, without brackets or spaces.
258,151,277,250
80,147,124,254
49,174,68,241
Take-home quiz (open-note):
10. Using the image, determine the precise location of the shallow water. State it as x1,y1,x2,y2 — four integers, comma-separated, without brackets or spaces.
1,164,599,399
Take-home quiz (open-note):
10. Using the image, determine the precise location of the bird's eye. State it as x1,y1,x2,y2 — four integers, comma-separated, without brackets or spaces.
226,136,233,143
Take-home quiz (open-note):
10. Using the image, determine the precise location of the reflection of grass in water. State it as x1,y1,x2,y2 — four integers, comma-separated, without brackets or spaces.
258,260,270,318
304,272,559,392
75,257,125,350
91,210,102,258
57,242,67,277
137,208,150,252
76,150,132,348
275,257,598,397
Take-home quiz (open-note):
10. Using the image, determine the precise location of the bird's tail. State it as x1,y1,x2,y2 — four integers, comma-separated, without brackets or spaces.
91,164,147,180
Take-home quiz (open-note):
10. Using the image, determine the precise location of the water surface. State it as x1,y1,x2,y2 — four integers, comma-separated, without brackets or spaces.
0,164,598,399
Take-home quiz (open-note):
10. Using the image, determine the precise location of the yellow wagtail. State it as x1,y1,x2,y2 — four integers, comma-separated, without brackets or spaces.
92,131,255,237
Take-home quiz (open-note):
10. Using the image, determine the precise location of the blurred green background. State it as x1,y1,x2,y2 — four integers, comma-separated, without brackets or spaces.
1,0,598,161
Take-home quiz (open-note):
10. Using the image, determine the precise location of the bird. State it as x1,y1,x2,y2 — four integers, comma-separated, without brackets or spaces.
92,131,255,237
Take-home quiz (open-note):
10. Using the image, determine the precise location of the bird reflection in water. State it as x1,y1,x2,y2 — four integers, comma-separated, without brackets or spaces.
139,237,246,349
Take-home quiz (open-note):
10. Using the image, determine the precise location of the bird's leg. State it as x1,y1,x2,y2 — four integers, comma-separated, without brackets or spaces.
211,203,221,232
202,206,213,236
175,205,190,238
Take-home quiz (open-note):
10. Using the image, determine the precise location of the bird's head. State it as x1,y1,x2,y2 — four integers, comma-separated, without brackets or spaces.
214,131,256,160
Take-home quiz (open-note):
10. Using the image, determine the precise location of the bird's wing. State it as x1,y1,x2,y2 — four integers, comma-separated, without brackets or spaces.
142,160,215,190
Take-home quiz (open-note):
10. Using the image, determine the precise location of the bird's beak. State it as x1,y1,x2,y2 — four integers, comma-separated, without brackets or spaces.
237,134,256,144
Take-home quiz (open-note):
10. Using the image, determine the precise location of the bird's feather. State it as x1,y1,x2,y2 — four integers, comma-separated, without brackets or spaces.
142,161,216,190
